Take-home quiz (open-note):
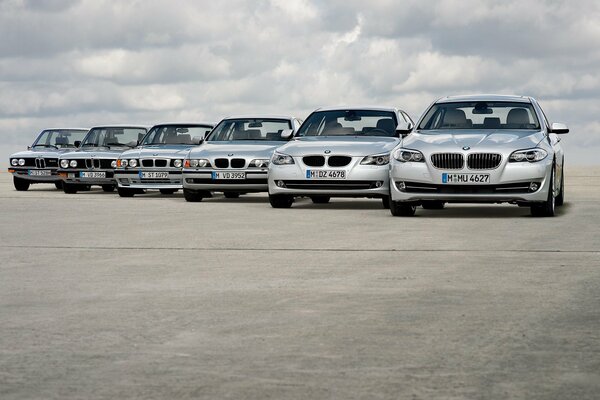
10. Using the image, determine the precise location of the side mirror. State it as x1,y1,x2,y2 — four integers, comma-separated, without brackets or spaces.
280,129,294,140
395,121,413,137
192,136,204,145
550,122,569,134
74,141,81,148
27,146,31,150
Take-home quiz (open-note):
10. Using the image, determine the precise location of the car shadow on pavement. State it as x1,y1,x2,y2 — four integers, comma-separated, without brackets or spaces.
414,202,572,219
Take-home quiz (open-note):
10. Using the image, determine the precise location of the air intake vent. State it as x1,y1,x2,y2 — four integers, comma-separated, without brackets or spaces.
467,153,502,170
431,153,464,169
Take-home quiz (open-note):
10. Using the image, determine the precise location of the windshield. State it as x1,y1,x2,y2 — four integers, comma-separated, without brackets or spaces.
296,110,398,137
32,129,88,148
142,125,213,145
207,119,291,141
82,127,147,148
418,101,541,131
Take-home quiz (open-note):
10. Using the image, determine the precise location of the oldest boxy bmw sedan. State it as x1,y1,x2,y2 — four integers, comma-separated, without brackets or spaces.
8,128,89,191
267,107,413,208
181,116,301,202
388,95,568,217
114,123,214,197
58,125,148,193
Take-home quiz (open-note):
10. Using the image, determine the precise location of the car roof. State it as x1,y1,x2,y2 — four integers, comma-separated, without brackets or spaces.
314,105,403,113
149,122,216,128
436,94,532,104
221,114,297,121
42,127,89,131
89,124,150,130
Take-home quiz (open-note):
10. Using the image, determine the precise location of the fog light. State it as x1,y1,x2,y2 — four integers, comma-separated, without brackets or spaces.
375,181,383,188
397,181,406,191
276,180,285,188
529,182,539,192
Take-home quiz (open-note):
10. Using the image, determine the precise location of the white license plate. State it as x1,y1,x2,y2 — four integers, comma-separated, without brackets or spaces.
442,173,490,184
80,171,106,178
212,171,245,180
306,170,346,179
28,170,51,176
140,171,169,179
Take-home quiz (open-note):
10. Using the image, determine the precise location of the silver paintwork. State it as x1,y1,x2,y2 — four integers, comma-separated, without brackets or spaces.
389,95,566,205
183,116,300,193
268,107,412,199
115,123,215,191
8,128,89,184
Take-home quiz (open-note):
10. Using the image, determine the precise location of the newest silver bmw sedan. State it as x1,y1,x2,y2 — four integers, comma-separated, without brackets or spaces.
114,123,214,197
389,95,568,217
268,107,414,208
182,115,301,202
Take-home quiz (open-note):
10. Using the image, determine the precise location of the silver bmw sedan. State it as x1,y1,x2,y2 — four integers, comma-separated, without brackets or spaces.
389,95,568,217
268,106,414,208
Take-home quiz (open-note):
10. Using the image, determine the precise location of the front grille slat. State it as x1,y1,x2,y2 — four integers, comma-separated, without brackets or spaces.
303,156,325,167
231,158,245,169
214,158,229,169
467,153,501,170
142,159,154,167
327,156,352,167
431,153,464,169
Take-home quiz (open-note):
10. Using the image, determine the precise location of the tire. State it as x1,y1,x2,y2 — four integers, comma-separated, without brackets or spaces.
421,200,445,210
310,195,330,204
269,194,294,208
224,192,240,199
54,181,63,190
531,166,556,217
160,189,177,195
381,195,390,209
102,185,115,192
555,163,564,206
183,189,208,202
13,176,30,191
62,182,78,194
117,187,136,198
390,201,417,217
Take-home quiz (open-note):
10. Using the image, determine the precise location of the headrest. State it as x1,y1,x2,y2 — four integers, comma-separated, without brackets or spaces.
507,108,531,126
245,129,262,140
165,133,179,143
443,109,468,127
178,134,192,144
483,117,501,129
55,137,69,145
375,118,395,134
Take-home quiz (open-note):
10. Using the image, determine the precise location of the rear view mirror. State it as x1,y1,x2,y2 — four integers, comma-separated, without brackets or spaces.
248,121,263,128
192,136,204,145
395,121,413,137
280,129,294,140
550,122,569,134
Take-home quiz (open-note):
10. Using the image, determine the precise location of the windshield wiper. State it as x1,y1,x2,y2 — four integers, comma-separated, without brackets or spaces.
33,144,58,149
81,143,109,148
106,142,135,148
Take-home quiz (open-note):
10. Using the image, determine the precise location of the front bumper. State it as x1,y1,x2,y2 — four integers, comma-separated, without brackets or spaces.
389,159,553,203
115,169,183,190
268,163,389,197
182,168,268,192
9,167,61,182
58,169,116,185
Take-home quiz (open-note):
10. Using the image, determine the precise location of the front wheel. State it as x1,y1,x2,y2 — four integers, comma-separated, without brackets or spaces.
117,187,136,198
62,182,78,194
531,166,556,217
269,194,294,208
555,164,564,206
381,195,390,209
390,201,416,217
224,192,240,199
13,176,30,191
160,189,178,195
54,181,63,190
102,184,115,192
421,200,445,210
184,189,209,202
310,195,330,204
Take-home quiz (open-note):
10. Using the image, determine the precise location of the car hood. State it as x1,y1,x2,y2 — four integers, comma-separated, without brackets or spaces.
61,147,130,159
189,141,285,159
277,136,400,157
121,145,195,159
10,148,75,158
402,130,545,152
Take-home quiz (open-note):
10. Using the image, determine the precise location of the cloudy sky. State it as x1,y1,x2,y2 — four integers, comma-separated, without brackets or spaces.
2,0,599,164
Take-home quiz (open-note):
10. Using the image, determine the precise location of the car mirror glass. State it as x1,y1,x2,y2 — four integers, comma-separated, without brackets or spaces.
280,129,294,140
550,122,569,134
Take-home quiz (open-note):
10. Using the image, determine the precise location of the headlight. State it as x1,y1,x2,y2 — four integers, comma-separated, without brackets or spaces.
69,160,77,168
173,159,183,168
60,159,69,168
119,159,128,168
271,152,294,165
110,160,117,168
251,159,270,168
189,159,199,167
360,153,390,166
11,159,18,166
18,158,25,166
129,159,138,168
509,148,548,163
392,148,425,163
